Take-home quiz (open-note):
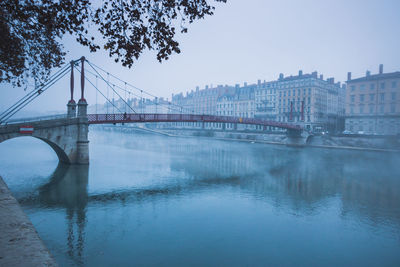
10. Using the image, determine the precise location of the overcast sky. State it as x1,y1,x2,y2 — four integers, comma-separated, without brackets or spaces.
1,0,400,114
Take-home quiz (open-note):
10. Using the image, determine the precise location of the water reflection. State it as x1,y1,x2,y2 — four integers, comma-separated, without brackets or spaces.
3,132,400,266
31,138,400,232
21,164,89,265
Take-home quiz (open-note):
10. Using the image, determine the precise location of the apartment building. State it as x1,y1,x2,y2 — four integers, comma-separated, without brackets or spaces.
168,71,345,133
256,71,345,133
345,65,400,135
216,83,256,130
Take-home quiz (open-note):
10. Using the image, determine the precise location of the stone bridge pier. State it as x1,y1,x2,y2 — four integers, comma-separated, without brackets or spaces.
0,103,89,165
0,57,90,165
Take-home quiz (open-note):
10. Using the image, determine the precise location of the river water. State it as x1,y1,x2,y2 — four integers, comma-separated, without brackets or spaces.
0,129,400,266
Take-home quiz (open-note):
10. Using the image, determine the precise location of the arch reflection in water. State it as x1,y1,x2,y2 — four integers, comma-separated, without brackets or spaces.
38,164,88,266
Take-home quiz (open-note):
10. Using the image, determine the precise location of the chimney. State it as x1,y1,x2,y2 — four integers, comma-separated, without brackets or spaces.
235,84,240,88
366,70,371,77
244,82,247,87
312,71,318,78
205,85,209,89
279,73,284,80
257,79,261,86
299,70,303,76
320,74,324,80
347,72,351,81
379,64,383,74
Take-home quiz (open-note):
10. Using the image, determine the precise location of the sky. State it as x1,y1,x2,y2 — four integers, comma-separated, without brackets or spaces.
1,0,400,114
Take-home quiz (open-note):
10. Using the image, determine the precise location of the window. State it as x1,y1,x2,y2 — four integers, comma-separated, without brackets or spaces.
380,105,384,113
369,94,374,101
390,104,395,113
369,105,374,114
351,86,355,91
391,92,396,101
351,95,355,103
350,106,354,114
380,82,385,89
380,93,385,101
360,84,366,90
360,105,364,114
392,81,397,88
370,84,375,90
360,94,364,102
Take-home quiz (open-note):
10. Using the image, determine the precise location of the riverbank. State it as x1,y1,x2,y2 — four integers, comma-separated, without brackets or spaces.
97,125,400,153
0,176,57,266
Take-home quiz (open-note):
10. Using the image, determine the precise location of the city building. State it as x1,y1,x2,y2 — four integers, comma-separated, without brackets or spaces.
345,64,400,135
255,80,277,121
256,71,345,133
168,70,346,133
171,85,235,115
216,83,256,130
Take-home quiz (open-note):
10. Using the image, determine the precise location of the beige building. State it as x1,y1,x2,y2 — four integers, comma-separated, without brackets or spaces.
345,65,400,135
272,71,345,133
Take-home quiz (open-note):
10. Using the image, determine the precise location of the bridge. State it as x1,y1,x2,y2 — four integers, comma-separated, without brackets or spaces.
0,57,304,164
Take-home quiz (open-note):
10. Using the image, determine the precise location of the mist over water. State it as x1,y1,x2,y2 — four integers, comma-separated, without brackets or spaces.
0,130,400,266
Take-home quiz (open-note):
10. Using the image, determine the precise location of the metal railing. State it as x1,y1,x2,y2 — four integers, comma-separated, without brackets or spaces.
87,113,302,130
2,114,68,125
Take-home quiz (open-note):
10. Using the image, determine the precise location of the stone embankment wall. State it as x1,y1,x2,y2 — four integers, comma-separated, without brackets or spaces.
306,135,400,150
0,176,57,266
97,125,400,151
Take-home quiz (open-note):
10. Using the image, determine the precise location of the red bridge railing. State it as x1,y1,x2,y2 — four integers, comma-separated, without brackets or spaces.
87,113,302,130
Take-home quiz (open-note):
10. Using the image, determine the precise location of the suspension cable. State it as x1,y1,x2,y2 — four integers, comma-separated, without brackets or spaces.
75,67,123,113
0,63,71,119
0,64,71,123
86,60,136,113
95,75,98,114
85,59,193,114
107,73,109,114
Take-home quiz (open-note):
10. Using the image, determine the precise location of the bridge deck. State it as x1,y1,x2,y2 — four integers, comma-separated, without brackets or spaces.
87,113,302,130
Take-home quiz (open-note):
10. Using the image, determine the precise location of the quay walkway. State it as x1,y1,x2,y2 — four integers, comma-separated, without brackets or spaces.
0,176,57,266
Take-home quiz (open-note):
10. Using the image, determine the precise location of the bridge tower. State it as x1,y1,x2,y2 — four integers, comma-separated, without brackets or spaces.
75,57,89,164
67,61,77,118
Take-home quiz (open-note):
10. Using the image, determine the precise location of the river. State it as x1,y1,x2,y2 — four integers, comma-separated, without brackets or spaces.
0,129,400,266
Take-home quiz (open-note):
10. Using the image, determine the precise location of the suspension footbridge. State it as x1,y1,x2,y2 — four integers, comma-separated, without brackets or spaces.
0,57,304,164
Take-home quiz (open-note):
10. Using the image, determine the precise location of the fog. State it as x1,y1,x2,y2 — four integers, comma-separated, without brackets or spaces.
1,0,400,114
1,128,399,266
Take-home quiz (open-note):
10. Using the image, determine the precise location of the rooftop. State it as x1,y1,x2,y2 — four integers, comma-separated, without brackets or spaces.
347,71,400,83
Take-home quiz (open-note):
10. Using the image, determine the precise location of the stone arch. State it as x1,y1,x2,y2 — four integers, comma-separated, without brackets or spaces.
0,135,71,164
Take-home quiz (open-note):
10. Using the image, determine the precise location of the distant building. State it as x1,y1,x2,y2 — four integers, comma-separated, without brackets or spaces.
345,64,400,135
256,71,345,133
169,70,345,133
254,80,277,121
217,83,255,130
171,85,235,115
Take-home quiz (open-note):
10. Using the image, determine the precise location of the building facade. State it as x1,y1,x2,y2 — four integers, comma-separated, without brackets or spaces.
168,70,345,133
345,64,400,135
255,71,345,133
